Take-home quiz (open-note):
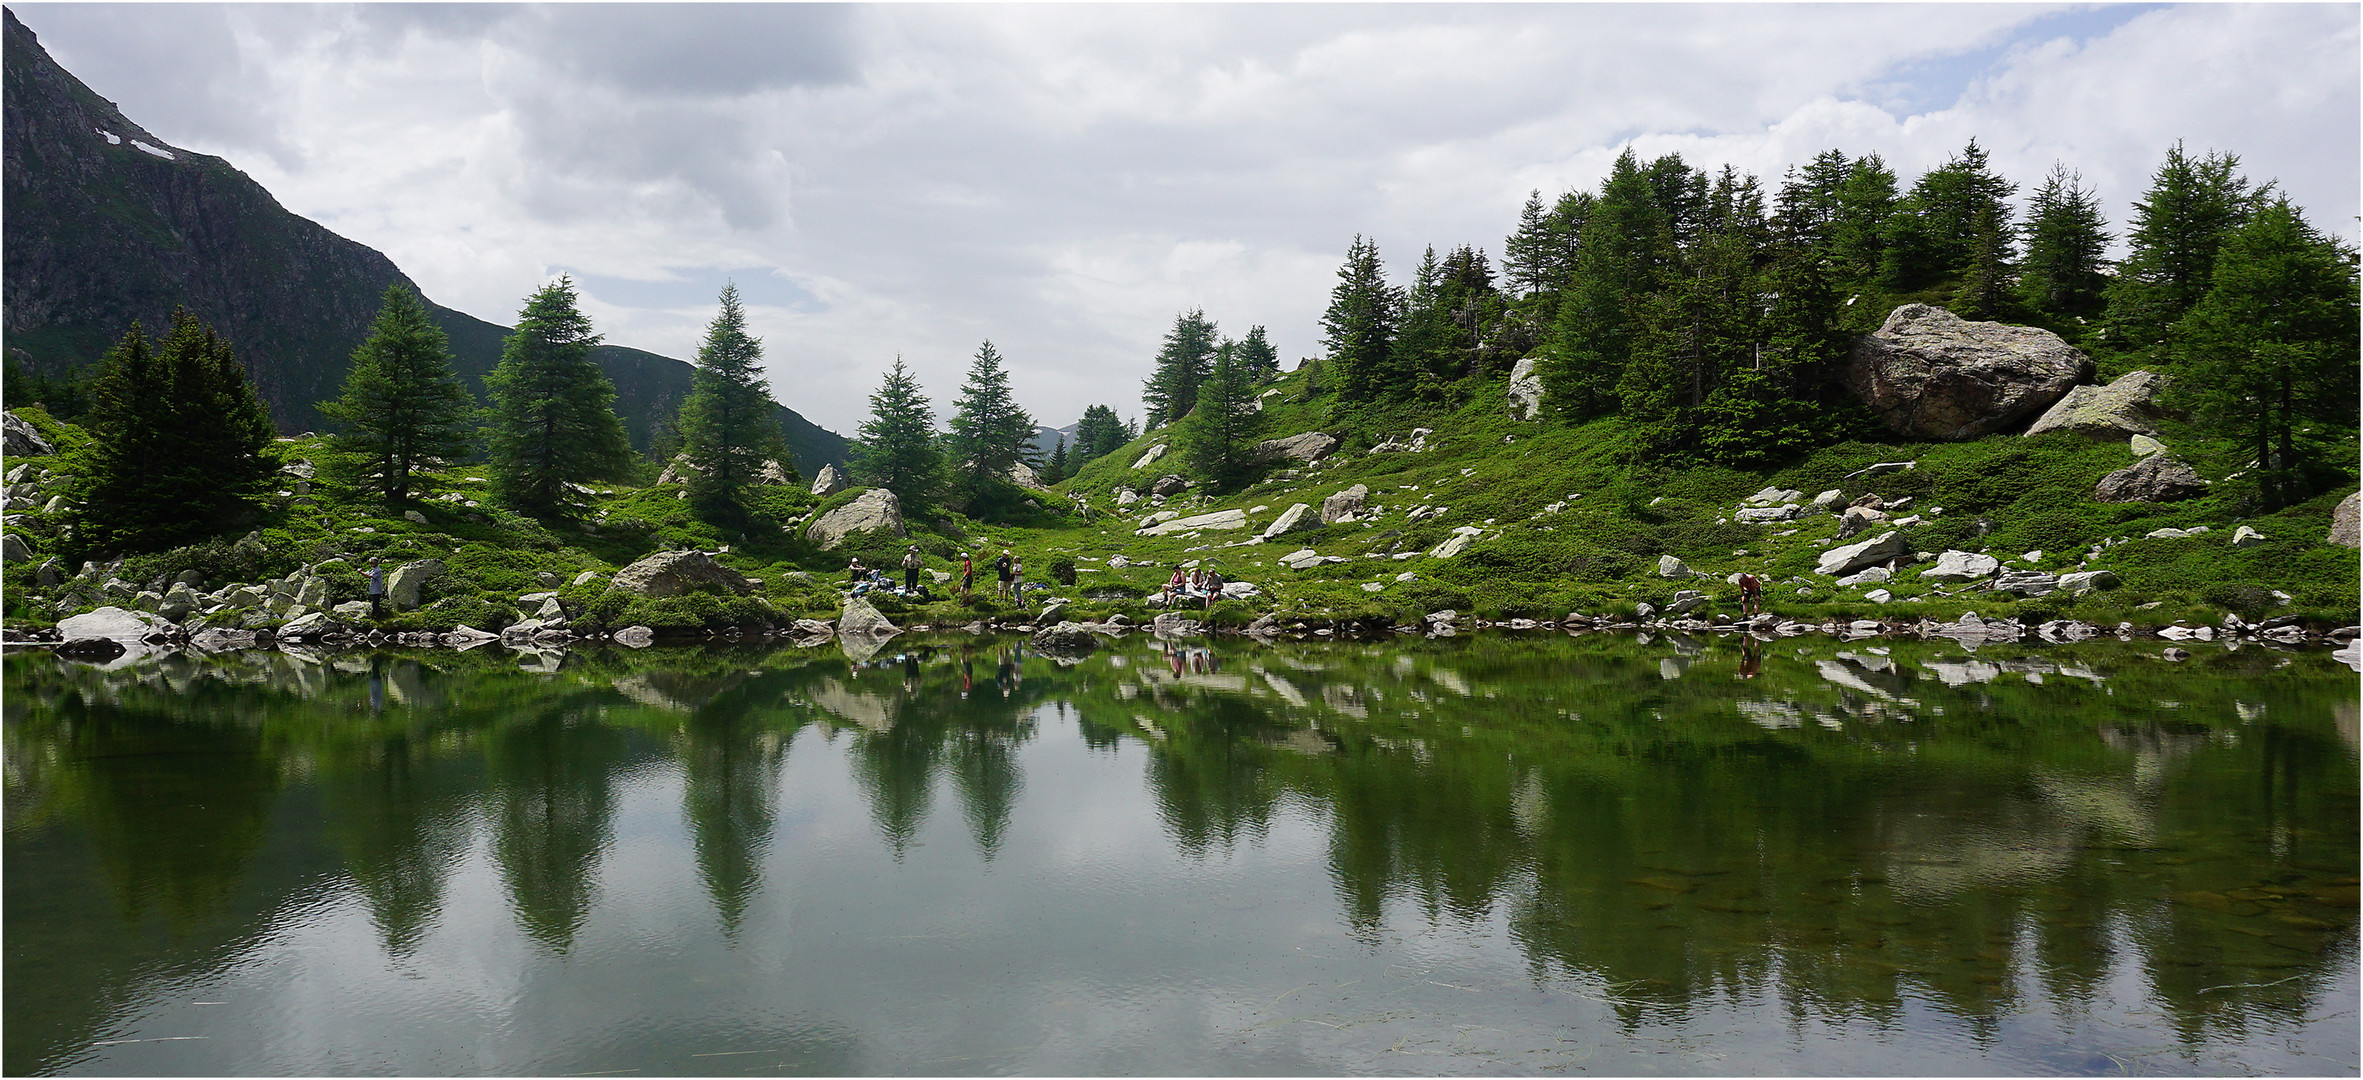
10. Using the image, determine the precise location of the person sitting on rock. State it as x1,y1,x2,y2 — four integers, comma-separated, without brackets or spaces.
847,557,866,586
1202,566,1225,611
1163,567,1185,607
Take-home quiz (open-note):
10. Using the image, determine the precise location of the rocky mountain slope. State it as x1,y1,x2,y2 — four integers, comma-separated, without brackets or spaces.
0,9,847,474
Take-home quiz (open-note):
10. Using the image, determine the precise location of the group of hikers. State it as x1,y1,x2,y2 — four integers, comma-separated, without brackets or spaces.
848,545,1031,607
1160,565,1228,611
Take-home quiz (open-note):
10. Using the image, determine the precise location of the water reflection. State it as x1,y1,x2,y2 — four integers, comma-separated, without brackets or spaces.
4,634,2356,1075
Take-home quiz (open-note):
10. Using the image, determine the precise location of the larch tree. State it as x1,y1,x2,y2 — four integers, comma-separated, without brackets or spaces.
1178,341,1266,493
2171,197,2360,511
678,283,788,519
946,340,1035,514
853,356,942,510
75,309,277,553
484,277,633,516
322,284,476,505
2016,164,2112,318
1320,234,1404,403
1236,325,1281,383
2105,142,2263,355
1140,309,1219,428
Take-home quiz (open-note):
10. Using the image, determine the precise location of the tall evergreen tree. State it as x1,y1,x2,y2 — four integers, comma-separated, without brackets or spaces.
1830,153,1897,288
2016,164,2112,318
854,356,942,509
1541,149,1680,419
2171,197,2359,510
1236,325,1281,383
1502,189,1553,298
1140,309,1219,428
1880,139,2016,292
1618,167,1766,458
321,284,476,504
1177,341,1266,492
1700,178,1850,464
1041,437,1069,484
75,310,277,553
2105,142,2263,354
678,284,788,519
1319,235,1404,402
1950,203,2017,319
485,277,633,515
946,340,1035,512
1072,404,1128,462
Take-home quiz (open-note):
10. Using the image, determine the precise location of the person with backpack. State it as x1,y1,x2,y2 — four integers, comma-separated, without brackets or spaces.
993,548,1015,600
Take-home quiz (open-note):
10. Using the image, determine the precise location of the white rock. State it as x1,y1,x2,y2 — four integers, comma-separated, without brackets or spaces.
1137,509,1247,536
2129,434,2166,457
1132,443,1168,470
1816,531,1909,577
1919,550,2000,584
1864,589,1892,604
2231,525,2266,547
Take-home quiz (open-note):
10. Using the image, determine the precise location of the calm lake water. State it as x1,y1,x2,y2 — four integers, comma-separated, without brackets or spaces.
4,633,2356,1076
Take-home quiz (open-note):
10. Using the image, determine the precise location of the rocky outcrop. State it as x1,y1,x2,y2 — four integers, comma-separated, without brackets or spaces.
809,463,846,497
2094,455,2208,503
1816,531,1909,577
1009,461,1049,491
609,550,756,598
1135,508,1247,536
1132,443,1168,470
58,605,173,642
805,488,905,549
1845,304,2091,440
1507,358,1544,420
1030,621,1097,655
1320,484,1369,524
837,595,898,637
2022,370,2171,439
386,559,444,611
1918,550,2000,584
1258,503,1315,542
1151,613,1203,638
1255,431,1339,465
3,411,53,457
1149,474,1191,496
2331,492,2361,548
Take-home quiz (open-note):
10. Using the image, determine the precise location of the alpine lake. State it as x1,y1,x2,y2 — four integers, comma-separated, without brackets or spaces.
4,629,2356,1076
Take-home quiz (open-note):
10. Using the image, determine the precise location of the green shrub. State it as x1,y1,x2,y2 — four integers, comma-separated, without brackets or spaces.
120,534,299,590
1050,557,1077,585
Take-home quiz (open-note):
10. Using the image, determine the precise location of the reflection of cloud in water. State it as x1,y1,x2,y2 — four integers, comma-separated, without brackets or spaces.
808,678,894,732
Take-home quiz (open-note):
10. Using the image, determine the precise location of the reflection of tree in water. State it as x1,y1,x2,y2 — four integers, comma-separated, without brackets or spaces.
487,708,635,953
1143,696,1286,860
841,646,1039,861
677,720,785,940
317,733,479,958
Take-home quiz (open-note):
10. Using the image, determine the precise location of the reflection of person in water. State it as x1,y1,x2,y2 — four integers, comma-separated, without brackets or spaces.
1167,644,1185,678
996,649,1016,697
1739,635,1762,679
368,656,385,715
960,655,974,699
903,651,921,692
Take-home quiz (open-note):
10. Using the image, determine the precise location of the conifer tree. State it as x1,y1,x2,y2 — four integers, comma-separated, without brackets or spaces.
1880,140,2016,292
1140,309,1219,428
946,340,1035,513
2016,164,2112,318
1041,436,1069,484
1502,189,1553,298
1236,325,1281,383
1830,154,1897,288
1072,404,1127,463
2171,197,2359,510
1950,203,2016,319
1320,235,1403,402
2105,142,2263,354
484,277,633,515
1618,167,1766,458
1542,149,1678,419
678,283,787,519
1178,341,1266,492
75,310,277,553
854,356,943,509
322,284,476,505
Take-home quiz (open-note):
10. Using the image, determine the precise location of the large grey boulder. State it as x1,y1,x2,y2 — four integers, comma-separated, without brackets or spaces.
1816,531,1909,577
1030,621,1097,655
2330,492,2361,548
2,411,53,457
1320,484,1369,525
809,463,847,497
1255,431,1340,465
2094,455,2208,503
0,533,29,562
2056,570,2119,595
1507,358,1544,421
1136,508,1247,537
1149,474,1192,497
1151,612,1203,638
1009,461,1049,491
1919,550,2001,584
387,559,444,611
1259,502,1316,542
58,605,173,643
805,488,905,549
1845,304,2092,440
837,595,899,637
2023,370,2171,439
610,550,756,597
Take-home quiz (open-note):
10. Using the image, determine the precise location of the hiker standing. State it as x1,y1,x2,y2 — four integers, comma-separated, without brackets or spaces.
993,548,1015,600
367,557,386,619
901,545,923,593
959,553,975,595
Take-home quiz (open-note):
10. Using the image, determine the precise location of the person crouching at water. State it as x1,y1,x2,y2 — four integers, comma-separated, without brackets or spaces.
901,545,923,593
1738,572,1763,616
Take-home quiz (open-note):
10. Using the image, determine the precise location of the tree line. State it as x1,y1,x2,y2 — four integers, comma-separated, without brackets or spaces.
65,277,802,553
1313,140,2358,506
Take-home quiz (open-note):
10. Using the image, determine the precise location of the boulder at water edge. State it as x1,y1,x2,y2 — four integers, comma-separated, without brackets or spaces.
1845,304,2091,441
387,559,444,611
610,550,756,597
58,605,174,642
837,595,899,637
2022,370,2171,439
1030,621,1097,655
805,487,905,549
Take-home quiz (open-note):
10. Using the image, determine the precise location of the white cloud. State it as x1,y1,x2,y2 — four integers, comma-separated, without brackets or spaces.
12,3,2355,435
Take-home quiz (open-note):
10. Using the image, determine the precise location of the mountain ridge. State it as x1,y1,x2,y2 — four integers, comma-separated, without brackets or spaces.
0,7,848,474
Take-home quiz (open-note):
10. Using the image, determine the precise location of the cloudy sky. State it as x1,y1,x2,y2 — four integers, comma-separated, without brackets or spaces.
15,3,2358,436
